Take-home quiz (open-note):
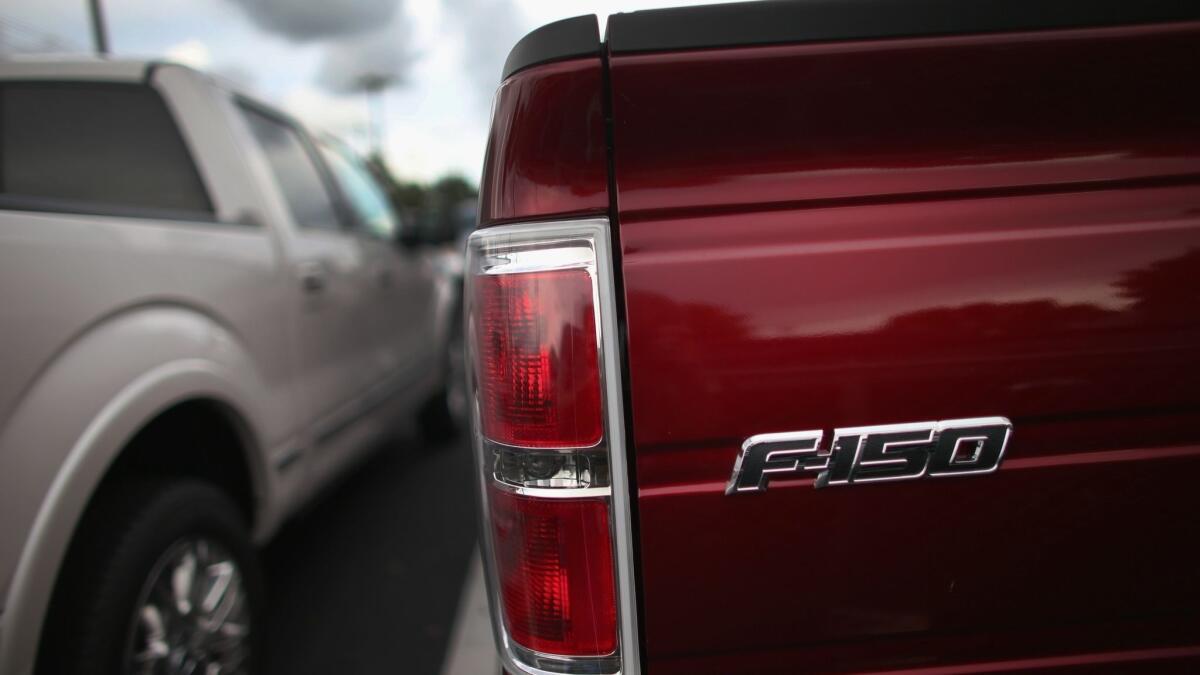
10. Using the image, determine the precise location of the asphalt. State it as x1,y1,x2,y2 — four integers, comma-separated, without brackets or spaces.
260,430,479,675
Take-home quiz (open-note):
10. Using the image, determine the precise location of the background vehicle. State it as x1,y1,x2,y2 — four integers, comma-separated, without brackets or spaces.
0,57,457,675
466,1,1200,673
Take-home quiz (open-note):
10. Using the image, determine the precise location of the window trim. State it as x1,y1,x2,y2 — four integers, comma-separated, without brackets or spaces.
234,95,359,235
0,80,220,221
0,194,229,225
313,136,402,242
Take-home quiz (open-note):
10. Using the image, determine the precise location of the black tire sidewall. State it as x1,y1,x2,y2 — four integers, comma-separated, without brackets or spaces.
40,479,262,675
420,310,467,442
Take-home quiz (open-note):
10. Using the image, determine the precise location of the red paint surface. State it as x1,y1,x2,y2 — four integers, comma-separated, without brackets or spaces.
612,22,1200,219
611,22,1200,673
479,58,609,226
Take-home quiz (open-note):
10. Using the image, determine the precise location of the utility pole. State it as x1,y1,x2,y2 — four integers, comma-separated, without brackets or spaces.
369,85,385,157
359,74,389,158
88,0,109,55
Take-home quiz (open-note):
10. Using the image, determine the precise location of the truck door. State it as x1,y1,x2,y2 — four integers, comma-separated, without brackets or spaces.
237,104,377,452
314,139,439,399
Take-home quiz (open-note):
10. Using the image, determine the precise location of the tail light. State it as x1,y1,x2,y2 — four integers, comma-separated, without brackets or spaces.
465,219,638,675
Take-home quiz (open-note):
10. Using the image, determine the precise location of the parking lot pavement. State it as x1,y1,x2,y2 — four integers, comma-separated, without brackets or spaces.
261,430,480,675
439,549,499,675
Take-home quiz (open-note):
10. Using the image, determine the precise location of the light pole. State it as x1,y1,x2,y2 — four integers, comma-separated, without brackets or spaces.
359,74,389,158
88,0,109,54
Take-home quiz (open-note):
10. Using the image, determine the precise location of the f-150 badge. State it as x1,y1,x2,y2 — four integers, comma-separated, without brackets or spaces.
726,417,1011,493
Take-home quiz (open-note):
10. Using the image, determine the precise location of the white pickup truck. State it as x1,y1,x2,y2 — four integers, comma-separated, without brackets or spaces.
0,57,459,675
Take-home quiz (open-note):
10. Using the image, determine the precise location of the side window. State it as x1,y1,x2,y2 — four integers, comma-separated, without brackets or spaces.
316,140,399,241
0,82,213,216
238,104,341,231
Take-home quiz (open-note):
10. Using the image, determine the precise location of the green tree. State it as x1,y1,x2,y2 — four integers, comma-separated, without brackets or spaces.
365,154,478,242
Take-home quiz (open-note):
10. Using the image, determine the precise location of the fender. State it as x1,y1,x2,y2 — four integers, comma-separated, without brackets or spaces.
0,305,282,675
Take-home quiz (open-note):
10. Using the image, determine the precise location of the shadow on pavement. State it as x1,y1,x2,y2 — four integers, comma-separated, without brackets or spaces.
261,431,479,675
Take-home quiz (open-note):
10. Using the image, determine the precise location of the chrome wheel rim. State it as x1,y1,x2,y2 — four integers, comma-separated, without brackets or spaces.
123,537,250,675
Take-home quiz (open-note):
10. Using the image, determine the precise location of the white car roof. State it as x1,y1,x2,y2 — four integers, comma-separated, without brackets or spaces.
0,55,269,110
0,55,342,152
0,55,160,82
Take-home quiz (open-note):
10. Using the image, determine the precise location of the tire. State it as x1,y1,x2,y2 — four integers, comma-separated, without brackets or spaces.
419,310,467,442
37,479,262,675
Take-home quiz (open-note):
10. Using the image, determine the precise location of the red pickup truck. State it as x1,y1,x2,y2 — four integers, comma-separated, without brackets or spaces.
463,2,1200,673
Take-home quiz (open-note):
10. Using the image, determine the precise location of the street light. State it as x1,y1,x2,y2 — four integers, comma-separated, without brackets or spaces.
358,73,391,157
88,0,109,54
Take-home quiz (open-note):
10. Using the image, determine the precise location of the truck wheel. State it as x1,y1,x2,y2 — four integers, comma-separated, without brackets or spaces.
38,479,261,675
419,314,467,442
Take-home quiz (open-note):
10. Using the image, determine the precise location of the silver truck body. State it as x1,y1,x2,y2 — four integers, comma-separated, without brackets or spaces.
0,57,450,674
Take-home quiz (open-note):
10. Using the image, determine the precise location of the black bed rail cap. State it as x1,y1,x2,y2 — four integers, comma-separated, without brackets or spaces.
606,0,1200,55
502,14,601,81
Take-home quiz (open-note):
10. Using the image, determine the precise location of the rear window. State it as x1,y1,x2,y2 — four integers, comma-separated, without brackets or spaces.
0,82,213,217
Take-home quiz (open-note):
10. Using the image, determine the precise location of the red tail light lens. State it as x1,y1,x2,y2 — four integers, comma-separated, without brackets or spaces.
474,269,603,448
490,487,617,655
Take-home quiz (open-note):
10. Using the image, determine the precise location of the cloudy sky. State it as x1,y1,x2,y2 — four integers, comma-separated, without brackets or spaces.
0,0,742,183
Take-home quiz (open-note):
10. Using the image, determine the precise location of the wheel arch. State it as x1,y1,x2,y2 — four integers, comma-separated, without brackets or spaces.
99,397,261,529
0,308,277,675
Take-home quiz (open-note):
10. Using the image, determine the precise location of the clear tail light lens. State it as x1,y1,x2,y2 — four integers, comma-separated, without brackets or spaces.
465,219,634,675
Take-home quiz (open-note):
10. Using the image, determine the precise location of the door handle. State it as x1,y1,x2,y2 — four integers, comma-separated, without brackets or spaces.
298,262,328,294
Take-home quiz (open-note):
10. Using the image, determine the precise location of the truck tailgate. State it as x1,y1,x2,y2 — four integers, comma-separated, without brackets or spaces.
610,19,1200,673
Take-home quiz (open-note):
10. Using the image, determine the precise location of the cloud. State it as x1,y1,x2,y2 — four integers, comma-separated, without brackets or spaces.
283,83,369,139
315,21,416,94
164,38,212,69
0,0,91,54
224,0,400,41
221,0,417,95
442,0,527,102
211,63,259,91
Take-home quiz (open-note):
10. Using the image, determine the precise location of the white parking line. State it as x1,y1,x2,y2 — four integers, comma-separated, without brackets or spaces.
440,547,499,675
